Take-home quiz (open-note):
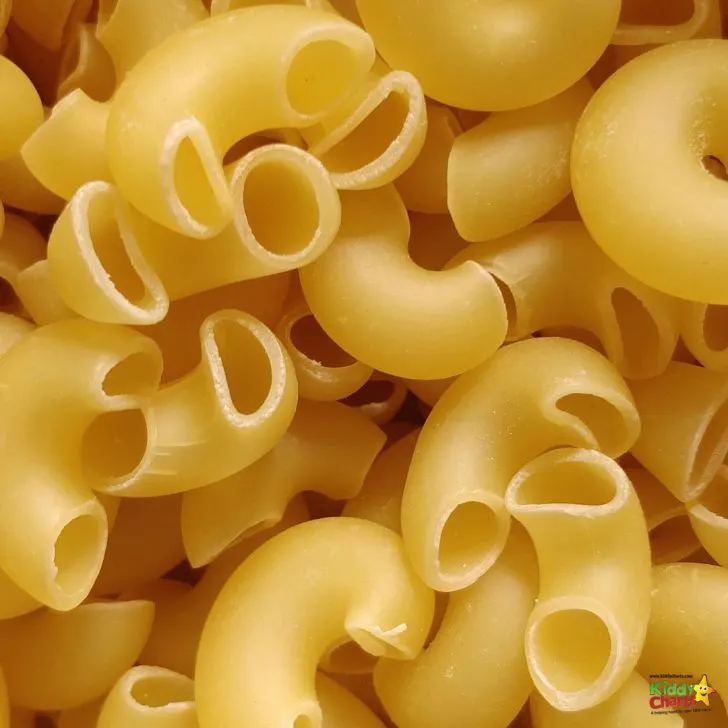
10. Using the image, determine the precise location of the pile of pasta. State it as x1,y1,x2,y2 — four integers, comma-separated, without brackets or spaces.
2,0,728,726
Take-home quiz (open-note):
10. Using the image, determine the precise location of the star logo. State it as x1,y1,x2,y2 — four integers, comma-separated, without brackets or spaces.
694,675,715,706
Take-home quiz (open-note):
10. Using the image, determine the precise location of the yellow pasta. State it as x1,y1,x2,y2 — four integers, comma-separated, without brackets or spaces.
95,309,297,497
375,523,538,728
15,260,76,325
629,361,728,503
21,91,111,200
0,213,46,316
138,498,309,677
506,448,651,710
355,0,620,110
681,300,728,372
343,373,408,426
572,39,728,304
106,6,376,237
449,221,681,380
395,102,460,214
10,0,91,50
276,297,373,402
300,186,507,379
0,56,43,160
56,700,104,728
614,0,720,46
97,665,197,728
402,337,639,593
56,23,116,101
0,319,162,610
638,563,728,701
0,599,154,710
47,181,169,326
629,468,701,564
93,495,185,596
140,274,290,383
0,152,64,214
96,0,208,79
126,143,342,299
196,518,433,728
687,466,728,567
181,399,385,567
448,80,592,243
0,564,40,621
530,672,684,728
302,59,427,191
343,429,419,533
316,673,385,728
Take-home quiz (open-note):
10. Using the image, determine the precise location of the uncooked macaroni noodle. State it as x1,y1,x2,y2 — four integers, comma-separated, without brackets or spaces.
1,3,728,728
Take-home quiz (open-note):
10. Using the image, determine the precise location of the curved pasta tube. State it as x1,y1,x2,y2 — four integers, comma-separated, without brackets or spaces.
181,399,385,566
572,40,728,304
97,665,197,728
0,153,64,214
127,144,342,299
276,298,373,402
0,599,154,711
209,0,335,13
106,5,376,237
505,448,651,710
0,320,163,609
300,186,507,379
354,0,620,111
196,518,434,728
48,181,169,326
0,57,43,160
140,274,290,384
22,91,111,200
0,313,32,361
402,337,640,592
57,700,104,728
317,674,385,728
395,102,461,214
56,23,116,101
10,0,91,50
630,361,728,502
629,468,700,564
681,301,728,372
97,0,208,79
96,310,298,497
15,260,76,325
375,523,538,728
530,673,684,728
0,214,46,316
343,429,419,533
638,563,728,699
93,495,185,596
301,60,427,191
138,498,309,677
686,466,728,566
343,373,408,426
449,222,681,380
448,81,592,243
614,0,718,45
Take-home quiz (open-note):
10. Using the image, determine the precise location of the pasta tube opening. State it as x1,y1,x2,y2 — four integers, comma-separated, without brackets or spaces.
529,607,613,700
232,144,336,266
682,302,728,371
53,510,106,597
128,671,193,709
309,71,426,190
553,392,636,458
692,398,728,496
437,501,503,585
610,287,661,379
48,182,168,325
102,351,161,399
212,315,273,417
290,314,356,368
82,409,148,483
